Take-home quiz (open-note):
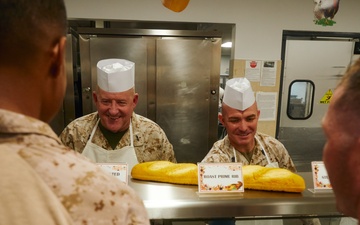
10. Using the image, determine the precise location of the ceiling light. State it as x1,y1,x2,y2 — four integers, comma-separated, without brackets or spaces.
221,42,232,48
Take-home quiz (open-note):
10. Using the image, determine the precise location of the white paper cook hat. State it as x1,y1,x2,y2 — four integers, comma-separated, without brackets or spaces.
97,58,135,92
223,77,255,111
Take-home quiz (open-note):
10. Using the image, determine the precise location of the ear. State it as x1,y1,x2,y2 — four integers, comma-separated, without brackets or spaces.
92,90,98,104
50,36,66,77
133,93,139,105
218,113,224,125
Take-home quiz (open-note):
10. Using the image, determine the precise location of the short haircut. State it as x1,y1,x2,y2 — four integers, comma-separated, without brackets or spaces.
0,0,67,64
333,58,360,119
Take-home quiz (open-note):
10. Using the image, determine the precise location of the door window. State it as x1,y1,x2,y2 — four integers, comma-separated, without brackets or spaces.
287,80,315,119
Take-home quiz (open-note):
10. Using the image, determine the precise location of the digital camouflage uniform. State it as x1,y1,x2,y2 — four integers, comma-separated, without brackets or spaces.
60,112,177,163
0,109,149,225
203,132,322,225
202,132,296,172
0,148,74,225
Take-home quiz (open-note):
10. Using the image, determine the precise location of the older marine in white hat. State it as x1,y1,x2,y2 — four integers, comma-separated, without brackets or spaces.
60,58,177,170
97,58,135,92
202,77,295,172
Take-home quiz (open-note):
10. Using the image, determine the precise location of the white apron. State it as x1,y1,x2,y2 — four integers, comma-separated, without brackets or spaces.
232,137,282,225
82,119,138,170
232,136,279,168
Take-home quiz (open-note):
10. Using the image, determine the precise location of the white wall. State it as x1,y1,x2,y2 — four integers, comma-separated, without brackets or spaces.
64,0,360,60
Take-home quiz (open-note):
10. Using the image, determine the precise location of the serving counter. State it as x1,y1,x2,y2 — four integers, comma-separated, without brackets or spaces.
128,172,343,224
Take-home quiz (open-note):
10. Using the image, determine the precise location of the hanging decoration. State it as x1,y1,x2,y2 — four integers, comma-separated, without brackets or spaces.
313,0,340,26
161,0,190,12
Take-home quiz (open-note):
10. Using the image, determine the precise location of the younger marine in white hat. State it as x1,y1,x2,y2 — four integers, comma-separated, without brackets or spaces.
202,77,295,171
60,58,177,169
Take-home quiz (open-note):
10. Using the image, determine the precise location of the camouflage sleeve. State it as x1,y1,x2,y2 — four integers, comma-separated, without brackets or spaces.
258,133,297,172
162,136,177,163
58,114,95,154
280,148,297,172
146,125,177,163
29,147,150,225
201,139,232,163
272,141,297,172
59,123,75,150
0,149,74,225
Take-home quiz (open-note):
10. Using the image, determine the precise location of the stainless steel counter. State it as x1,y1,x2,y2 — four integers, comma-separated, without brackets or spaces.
129,172,342,221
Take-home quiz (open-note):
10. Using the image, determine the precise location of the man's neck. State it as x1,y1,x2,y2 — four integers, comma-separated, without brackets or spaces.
99,122,128,149
233,139,255,154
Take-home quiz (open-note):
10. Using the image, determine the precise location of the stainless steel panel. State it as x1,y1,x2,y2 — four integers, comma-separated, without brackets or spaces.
129,172,340,220
79,35,92,115
79,36,149,117
156,38,220,163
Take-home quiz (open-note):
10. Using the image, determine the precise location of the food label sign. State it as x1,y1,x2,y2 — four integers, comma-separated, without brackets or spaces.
198,163,244,193
311,161,332,190
97,163,128,184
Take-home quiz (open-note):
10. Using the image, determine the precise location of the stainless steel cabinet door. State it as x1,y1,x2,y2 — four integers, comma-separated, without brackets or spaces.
156,38,219,163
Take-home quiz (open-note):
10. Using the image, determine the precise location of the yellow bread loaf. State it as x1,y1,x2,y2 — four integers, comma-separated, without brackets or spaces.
131,162,305,192
242,165,305,193
131,161,198,185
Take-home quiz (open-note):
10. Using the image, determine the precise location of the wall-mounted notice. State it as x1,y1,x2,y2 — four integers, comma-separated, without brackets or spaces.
260,61,277,87
245,60,261,82
256,92,277,121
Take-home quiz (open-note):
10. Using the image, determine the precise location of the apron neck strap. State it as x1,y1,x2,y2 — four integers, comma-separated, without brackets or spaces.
129,120,134,147
89,119,100,141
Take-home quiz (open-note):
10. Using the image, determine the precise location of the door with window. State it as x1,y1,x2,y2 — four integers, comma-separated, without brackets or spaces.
278,37,355,172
